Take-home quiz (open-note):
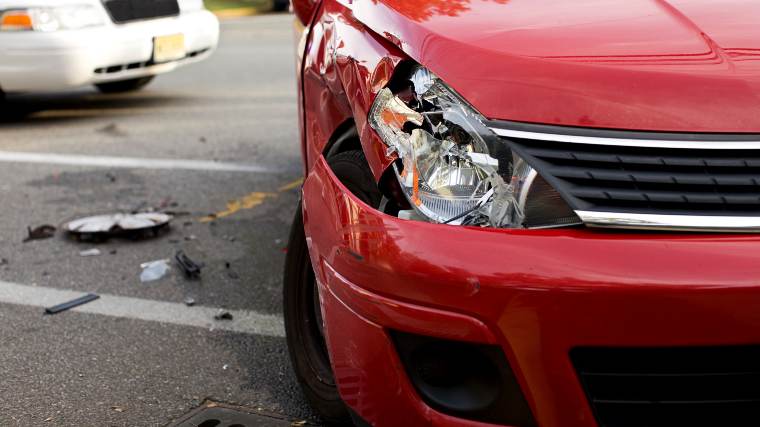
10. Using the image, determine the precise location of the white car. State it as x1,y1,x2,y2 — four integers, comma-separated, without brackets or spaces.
0,0,219,94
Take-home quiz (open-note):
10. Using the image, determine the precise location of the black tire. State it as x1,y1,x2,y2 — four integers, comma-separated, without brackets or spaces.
284,205,351,426
272,0,290,12
95,76,155,93
284,150,380,425
326,150,382,208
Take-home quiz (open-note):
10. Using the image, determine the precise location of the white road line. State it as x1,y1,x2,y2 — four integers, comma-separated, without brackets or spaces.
0,281,285,337
0,151,274,173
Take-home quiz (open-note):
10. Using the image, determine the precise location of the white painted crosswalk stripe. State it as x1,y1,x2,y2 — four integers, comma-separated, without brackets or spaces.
0,151,275,173
0,281,285,337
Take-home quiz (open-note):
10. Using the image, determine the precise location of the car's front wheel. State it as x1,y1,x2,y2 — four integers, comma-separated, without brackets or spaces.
95,76,155,93
284,150,381,425
272,0,289,11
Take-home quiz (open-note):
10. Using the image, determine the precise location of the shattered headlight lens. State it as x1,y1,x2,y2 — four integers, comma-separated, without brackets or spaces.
369,64,580,228
0,5,106,32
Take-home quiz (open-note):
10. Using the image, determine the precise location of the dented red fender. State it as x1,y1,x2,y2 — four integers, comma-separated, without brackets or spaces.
301,0,405,180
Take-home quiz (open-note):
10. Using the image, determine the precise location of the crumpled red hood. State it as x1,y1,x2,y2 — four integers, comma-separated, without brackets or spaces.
347,0,760,132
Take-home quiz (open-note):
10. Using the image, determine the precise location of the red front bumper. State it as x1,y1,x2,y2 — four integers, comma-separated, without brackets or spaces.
302,156,760,427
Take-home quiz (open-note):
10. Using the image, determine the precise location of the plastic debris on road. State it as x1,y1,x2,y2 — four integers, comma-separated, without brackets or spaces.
140,259,170,283
214,310,233,321
45,293,100,315
225,261,240,280
97,123,127,137
63,213,172,241
23,225,56,242
175,250,203,279
79,248,102,257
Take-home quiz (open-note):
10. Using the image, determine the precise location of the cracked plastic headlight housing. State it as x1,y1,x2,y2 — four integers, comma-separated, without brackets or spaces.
0,5,106,32
369,64,581,229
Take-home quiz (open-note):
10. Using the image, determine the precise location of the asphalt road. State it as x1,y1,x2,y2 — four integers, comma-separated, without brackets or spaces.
0,14,316,426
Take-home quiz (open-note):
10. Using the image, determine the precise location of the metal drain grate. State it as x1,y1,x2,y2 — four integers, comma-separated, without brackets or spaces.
172,403,307,427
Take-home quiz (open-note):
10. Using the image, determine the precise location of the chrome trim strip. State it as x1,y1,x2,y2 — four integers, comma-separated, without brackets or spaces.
517,168,538,212
490,127,760,150
577,211,760,232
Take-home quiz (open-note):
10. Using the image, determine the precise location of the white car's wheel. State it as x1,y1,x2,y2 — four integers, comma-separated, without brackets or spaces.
95,76,155,93
273,0,290,11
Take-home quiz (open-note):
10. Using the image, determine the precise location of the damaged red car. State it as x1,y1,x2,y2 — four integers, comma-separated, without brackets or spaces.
283,1,760,426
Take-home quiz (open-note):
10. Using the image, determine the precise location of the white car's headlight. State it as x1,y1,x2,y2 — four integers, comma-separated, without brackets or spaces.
0,5,107,32
369,63,581,229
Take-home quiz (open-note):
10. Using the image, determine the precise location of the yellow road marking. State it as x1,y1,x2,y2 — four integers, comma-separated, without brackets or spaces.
278,178,304,192
199,192,277,223
199,177,304,222
212,7,260,19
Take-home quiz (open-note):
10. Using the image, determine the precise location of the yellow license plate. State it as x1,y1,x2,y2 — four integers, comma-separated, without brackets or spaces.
153,33,185,63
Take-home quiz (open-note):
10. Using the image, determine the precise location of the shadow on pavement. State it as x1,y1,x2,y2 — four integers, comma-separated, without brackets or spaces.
219,332,321,424
0,91,193,125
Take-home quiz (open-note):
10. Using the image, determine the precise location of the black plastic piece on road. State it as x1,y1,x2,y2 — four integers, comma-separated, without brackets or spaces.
44,293,100,315
175,250,202,279
23,225,56,243
214,310,233,321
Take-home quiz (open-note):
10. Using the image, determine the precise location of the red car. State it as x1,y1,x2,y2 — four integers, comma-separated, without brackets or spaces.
283,1,760,426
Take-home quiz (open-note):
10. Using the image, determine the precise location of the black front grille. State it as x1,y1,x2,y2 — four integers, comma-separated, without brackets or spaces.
102,0,180,24
571,346,760,427
495,124,760,217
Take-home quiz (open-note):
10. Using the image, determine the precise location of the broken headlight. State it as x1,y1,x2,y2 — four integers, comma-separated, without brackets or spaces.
369,64,580,229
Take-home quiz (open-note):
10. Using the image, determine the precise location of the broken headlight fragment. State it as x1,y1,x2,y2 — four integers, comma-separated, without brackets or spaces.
369,64,580,229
